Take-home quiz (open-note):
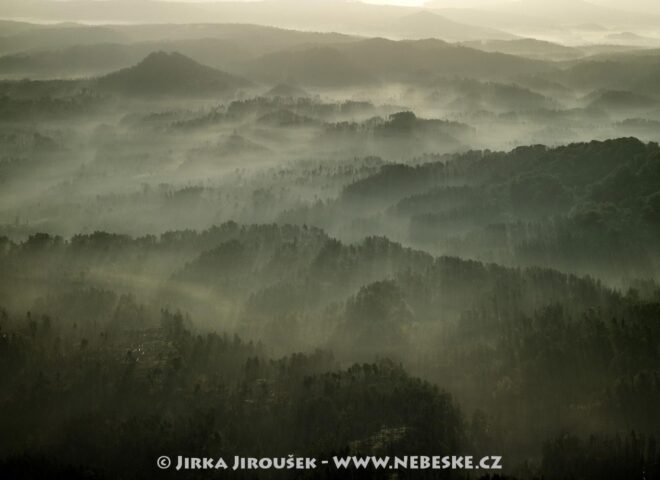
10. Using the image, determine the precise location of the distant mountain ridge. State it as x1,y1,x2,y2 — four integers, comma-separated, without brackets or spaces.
0,1,515,42
242,37,553,87
96,51,251,96
387,10,515,41
461,38,583,61
490,0,660,26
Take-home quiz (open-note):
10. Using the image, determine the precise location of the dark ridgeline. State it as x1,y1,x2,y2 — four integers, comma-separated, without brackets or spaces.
96,51,252,97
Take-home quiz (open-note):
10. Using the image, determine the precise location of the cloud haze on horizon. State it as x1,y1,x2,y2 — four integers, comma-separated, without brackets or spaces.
36,0,658,16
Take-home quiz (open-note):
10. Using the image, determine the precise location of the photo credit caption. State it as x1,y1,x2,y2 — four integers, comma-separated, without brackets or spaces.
157,455,503,471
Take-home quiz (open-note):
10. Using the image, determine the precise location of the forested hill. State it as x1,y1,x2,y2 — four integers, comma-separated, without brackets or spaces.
317,138,660,279
2,221,660,477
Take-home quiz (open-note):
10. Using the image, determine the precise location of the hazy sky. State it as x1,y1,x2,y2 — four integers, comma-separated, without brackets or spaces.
41,0,659,13
162,0,506,4
158,0,648,5
154,0,659,13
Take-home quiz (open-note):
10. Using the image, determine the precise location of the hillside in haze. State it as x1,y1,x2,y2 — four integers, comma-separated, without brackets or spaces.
241,37,552,86
0,1,513,41
488,0,660,27
96,51,251,96
462,38,584,61
388,10,515,41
